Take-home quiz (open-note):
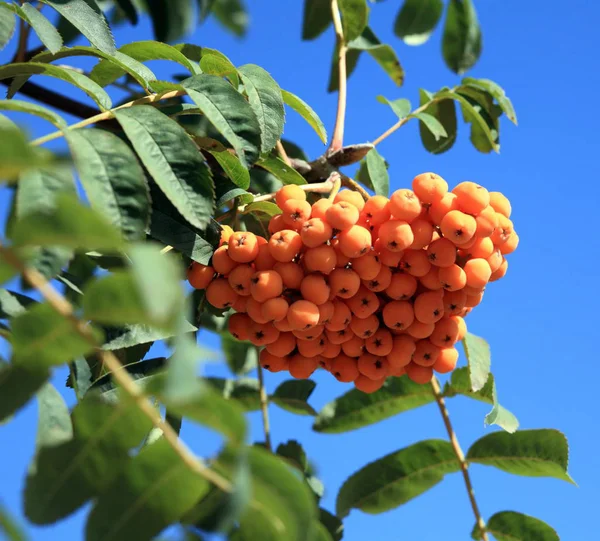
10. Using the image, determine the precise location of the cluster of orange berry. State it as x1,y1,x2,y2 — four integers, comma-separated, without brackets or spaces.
187,173,518,393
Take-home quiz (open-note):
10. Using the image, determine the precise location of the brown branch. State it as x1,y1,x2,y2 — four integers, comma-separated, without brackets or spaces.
431,377,489,541
276,140,292,167
14,13,30,63
256,360,272,451
328,0,347,154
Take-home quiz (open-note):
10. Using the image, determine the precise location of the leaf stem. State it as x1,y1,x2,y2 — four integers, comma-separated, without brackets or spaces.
256,357,272,451
431,377,489,541
329,0,348,154
276,140,292,167
0,243,232,494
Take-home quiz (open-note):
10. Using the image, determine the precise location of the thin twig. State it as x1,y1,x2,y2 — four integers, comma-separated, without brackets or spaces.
276,140,292,167
431,377,489,541
0,243,232,494
256,359,272,451
327,175,342,202
329,0,348,153
340,174,370,200
14,13,31,63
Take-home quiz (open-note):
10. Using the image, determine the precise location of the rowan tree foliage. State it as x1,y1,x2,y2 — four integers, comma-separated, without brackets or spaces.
0,1,572,540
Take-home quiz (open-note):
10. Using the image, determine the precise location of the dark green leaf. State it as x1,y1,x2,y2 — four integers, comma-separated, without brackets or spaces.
211,0,248,37
314,375,434,433
472,511,559,541
302,0,332,40
241,201,282,217
0,361,50,422
442,0,482,74
339,0,369,42
0,99,66,129
115,105,215,230
0,503,26,541
376,95,411,119
102,322,196,351
256,156,307,185
209,150,250,190
35,383,73,449
145,0,195,43
462,77,517,125
215,184,253,208
114,0,138,25
40,0,115,54
0,4,16,51
394,0,443,45
281,90,327,144
462,332,490,392
365,147,388,196
413,112,447,140
277,440,308,471
271,380,317,416
183,74,262,168
0,289,36,319
221,334,257,374
418,89,457,154
4,2,62,53
336,439,459,517
348,27,404,86
467,429,574,483
319,508,343,541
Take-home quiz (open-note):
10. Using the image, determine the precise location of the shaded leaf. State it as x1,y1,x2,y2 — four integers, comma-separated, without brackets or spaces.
394,0,443,45
277,440,308,472
413,112,447,140
114,0,138,25
271,380,317,416
211,0,248,37
302,0,332,40
257,156,307,186
0,5,16,51
339,0,369,42
0,361,50,422
462,332,490,392
472,511,559,541
462,77,517,125
418,89,457,154
442,0,482,74
376,95,410,119
365,147,388,196
145,0,195,43
221,334,257,374
281,89,327,144
0,99,66,129
319,508,343,541
209,150,250,190
206,377,261,411
241,201,281,217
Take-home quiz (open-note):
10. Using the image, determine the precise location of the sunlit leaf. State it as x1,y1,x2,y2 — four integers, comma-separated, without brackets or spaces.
256,156,307,185
281,89,327,144
462,332,490,392
394,0,443,46
339,0,369,42
472,511,559,541
365,147,388,196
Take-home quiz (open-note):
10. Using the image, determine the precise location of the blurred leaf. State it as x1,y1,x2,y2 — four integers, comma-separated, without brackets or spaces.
35,383,73,449
0,5,16,51
348,27,404,86
0,503,26,541
71,357,94,400
257,156,307,185
0,289,36,319
145,0,195,43
281,90,327,144
114,0,138,25
339,0,369,42
377,95,411,119
206,377,261,411
0,99,65,130
312,521,335,541
314,375,434,433
442,0,482,74
462,332,490,392
211,0,248,37
39,0,115,54
115,105,215,230
302,0,332,40
365,147,388,196
0,123,54,182
241,201,281,217
336,440,459,517
221,334,257,374
418,89,457,154
86,438,210,541
472,511,559,541
319,508,343,541
238,64,285,153
276,440,308,471
462,77,517,125
394,0,443,45
209,150,250,190
466,429,575,483
102,322,196,350
0,361,50,422
271,380,317,416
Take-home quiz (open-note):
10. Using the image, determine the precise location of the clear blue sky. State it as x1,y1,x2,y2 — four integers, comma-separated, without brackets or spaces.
1,1,598,540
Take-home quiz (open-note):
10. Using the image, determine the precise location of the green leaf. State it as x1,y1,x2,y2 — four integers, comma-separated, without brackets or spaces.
271,380,317,416
0,289,36,319
39,0,115,54
0,503,26,541
418,89,457,154
209,150,250,190
302,0,332,40
339,0,369,42
221,334,257,374
442,0,482,74
336,439,459,517
462,77,518,125
6,2,62,53
256,156,307,186
394,0,443,45
314,375,434,433
238,64,285,153
472,511,559,541
211,0,248,37
199,50,239,87
0,99,66,129
206,377,261,411
0,123,54,181
0,361,50,422
35,383,73,449
1,62,111,110
462,332,490,392
114,0,138,25
12,303,100,368
114,105,215,230
241,201,281,217
281,90,327,144
484,382,519,434
319,508,343,541
102,322,196,351
66,128,149,242
377,95,411,119
11,194,125,251
412,112,447,140
0,4,16,51
365,147,388,196
276,440,308,472
145,0,195,43
466,429,575,483
183,74,262,168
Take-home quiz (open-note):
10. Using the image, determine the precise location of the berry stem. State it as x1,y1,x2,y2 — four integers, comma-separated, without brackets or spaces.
276,140,292,167
0,242,233,494
341,174,370,200
430,377,489,541
328,174,342,202
328,0,348,154
256,357,273,451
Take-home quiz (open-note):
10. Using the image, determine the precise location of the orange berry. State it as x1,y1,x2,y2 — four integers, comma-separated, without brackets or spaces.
430,317,460,348
254,244,276,271
318,357,333,371
261,297,289,322
410,218,435,250
228,264,254,296
490,214,513,245
275,185,306,208
273,317,292,332
465,291,484,308
412,172,448,204
378,220,414,252
414,291,445,324
388,335,416,369
358,353,390,380
364,265,392,292
329,268,361,299
452,181,490,215
486,249,503,273
325,299,352,331
250,270,283,302
342,334,365,357
374,240,404,266
228,312,251,341
489,258,508,282
386,272,418,300
300,273,331,305
405,320,435,339
288,354,318,379
428,192,459,225
337,225,372,258
334,189,365,211
297,336,325,357
362,195,391,226
310,198,332,220
427,238,456,268
433,347,459,373
382,300,415,331
400,250,431,278
301,218,333,248
350,313,380,338
475,206,498,238
419,266,443,291
269,230,303,262
354,374,385,393
405,362,433,384
413,339,440,367
304,244,337,274
206,278,238,309
463,284,484,296
331,354,360,382
499,232,519,255
265,332,296,357
322,336,342,358
453,316,467,340
463,258,492,289
187,263,214,290
467,237,494,259
440,210,477,246
232,295,248,313
281,199,312,228
318,301,335,325
228,232,259,263
325,327,355,345
390,189,422,223
246,298,268,323
489,191,511,218
259,349,289,373
268,214,288,235
212,245,237,275
219,224,234,246
438,264,467,292
273,261,304,290
287,300,320,330
389,365,407,378
346,286,380,319
248,321,280,346
326,201,359,230
293,325,324,341
443,289,467,316
365,328,393,356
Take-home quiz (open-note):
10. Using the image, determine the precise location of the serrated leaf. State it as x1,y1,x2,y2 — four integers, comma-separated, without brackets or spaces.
114,105,215,230
0,4,16,51
256,156,307,186
66,128,149,242
0,99,66,129
208,150,250,190
348,27,404,86
466,429,575,484
462,332,490,392
199,51,239,87
339,0,369,42
221,334,257,374
442,0,482,74
336,439,460,517
413,111,447,140
6,2,62,53
102,322,196,351
211,0,248,37
462,77,517,125
271,380,317,416
0,361,50,422
418,89,457,154
281,90,327,144
241,201,282,217
376,95,411,119
183,74,261,168
302,0,332,40
365,147,388,196
145,0,195,43
394,0,443,45
472,511,559,541
314,375,434,433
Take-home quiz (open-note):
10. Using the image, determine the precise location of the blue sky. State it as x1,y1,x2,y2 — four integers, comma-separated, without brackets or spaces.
1,1,598,540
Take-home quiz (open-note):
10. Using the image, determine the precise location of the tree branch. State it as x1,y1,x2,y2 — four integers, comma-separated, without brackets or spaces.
431,377,489,541
328,0,347,154
276,140,292,167
256,360,272,451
